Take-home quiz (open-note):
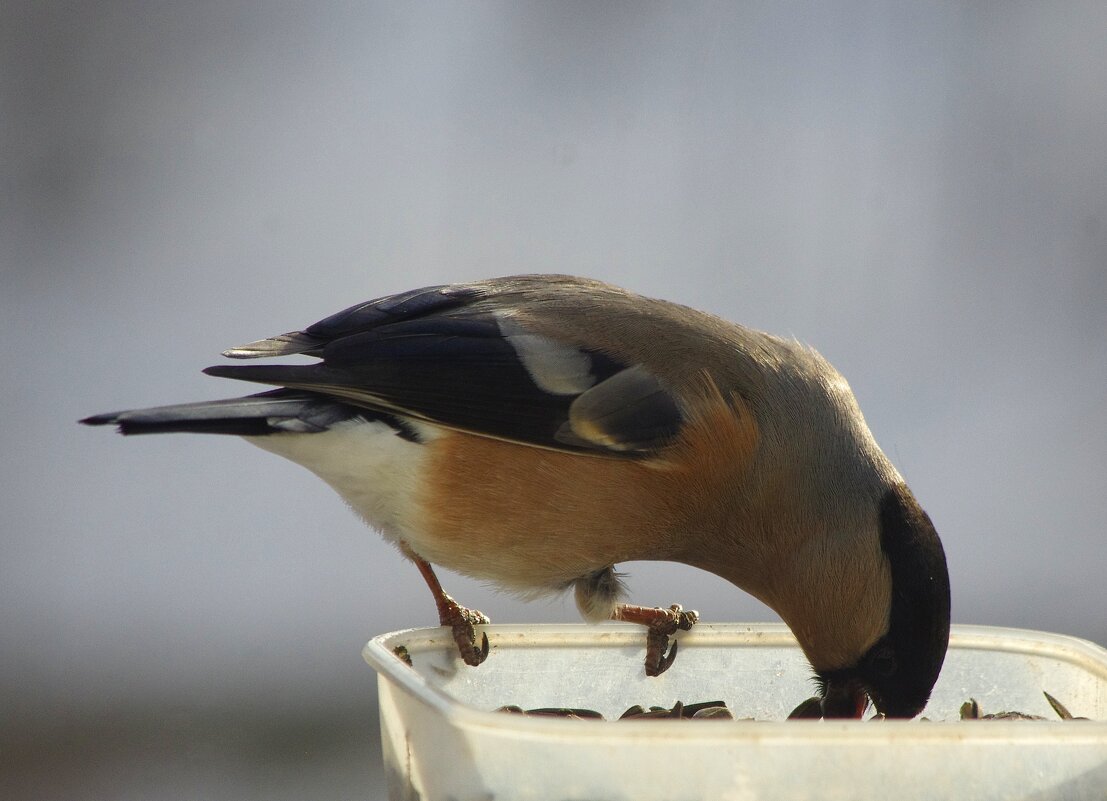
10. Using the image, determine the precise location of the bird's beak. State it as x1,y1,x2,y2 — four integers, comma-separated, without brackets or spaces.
821,679,869,719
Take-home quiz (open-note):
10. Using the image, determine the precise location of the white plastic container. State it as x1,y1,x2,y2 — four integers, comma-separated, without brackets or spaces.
363,623,1107,800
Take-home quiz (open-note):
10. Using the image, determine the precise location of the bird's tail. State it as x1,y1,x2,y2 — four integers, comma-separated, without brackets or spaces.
79,389,363,436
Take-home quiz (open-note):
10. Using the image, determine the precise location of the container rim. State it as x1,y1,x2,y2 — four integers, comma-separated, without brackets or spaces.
363,622,1107,741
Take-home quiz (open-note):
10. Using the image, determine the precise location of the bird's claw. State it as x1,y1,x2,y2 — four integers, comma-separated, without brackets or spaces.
454,627,490,667
643,604,699,677
647,638,679,677
443,602,490,666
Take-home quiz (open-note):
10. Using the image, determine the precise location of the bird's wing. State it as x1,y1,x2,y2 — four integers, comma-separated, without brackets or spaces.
79,389,373,435
204,280,684,456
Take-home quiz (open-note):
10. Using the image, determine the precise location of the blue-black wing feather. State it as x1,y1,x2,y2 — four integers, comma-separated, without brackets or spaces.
206,283,683,455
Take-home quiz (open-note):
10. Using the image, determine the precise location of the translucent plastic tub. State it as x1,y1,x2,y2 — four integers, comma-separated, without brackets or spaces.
363,623,1107,800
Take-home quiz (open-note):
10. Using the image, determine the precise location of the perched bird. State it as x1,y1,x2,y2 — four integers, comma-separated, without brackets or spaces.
82,275,950,718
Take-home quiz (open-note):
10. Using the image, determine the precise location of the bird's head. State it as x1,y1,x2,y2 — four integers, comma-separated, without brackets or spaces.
810,485,950,719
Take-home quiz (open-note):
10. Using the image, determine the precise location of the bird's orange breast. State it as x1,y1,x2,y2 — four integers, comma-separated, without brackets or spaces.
408,379,761,594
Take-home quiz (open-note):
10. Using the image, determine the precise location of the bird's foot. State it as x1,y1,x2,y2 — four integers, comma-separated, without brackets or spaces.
405,548,490,667
439,595,490,666
644,605,699,676
613,603,699,676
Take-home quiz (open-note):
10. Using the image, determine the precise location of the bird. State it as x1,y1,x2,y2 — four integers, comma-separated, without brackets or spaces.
81,274,950,718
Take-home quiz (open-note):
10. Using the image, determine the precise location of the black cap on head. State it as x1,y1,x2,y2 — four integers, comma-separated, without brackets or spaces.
818,485,951,718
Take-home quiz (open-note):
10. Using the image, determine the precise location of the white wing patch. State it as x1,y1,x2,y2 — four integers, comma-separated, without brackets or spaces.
496,314,596,395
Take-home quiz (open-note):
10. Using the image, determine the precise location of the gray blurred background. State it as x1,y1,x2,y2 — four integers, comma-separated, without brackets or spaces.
3,2,1105,799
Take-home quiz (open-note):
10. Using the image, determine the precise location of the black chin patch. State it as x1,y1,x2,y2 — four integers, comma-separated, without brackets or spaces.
815,487,951,718
874,485,952,717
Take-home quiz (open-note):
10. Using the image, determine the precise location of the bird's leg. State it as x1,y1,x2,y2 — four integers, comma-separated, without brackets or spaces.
612,603,699,676
405,548,490,666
